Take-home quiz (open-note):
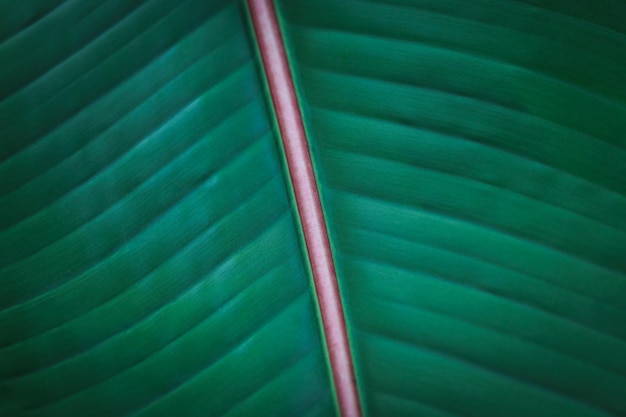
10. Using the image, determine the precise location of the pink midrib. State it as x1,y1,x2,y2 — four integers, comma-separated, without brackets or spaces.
246,1,362,416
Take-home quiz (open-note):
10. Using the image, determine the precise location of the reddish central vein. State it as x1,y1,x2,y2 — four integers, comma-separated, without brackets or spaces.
246,1,362,416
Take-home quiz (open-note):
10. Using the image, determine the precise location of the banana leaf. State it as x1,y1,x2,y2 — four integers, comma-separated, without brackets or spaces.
1,0,625,416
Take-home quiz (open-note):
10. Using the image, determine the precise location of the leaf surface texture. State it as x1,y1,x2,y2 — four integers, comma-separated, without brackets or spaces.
0,1,334,416
275,0,626,416
2,0,626,416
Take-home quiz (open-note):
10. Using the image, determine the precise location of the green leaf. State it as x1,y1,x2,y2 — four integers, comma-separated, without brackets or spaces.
3,0,626,416
0,1,333,416
275,0,626,416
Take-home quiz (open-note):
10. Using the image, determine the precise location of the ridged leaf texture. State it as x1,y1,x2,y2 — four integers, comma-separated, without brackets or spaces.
0,1,334,416
2,1,626,416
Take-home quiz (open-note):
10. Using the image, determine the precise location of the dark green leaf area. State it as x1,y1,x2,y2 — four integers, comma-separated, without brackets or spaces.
0,1,335,416
277,0,626,416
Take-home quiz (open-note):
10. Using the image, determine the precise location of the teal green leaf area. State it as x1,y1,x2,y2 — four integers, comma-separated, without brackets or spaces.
0,1,335,416
277,0,626,416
